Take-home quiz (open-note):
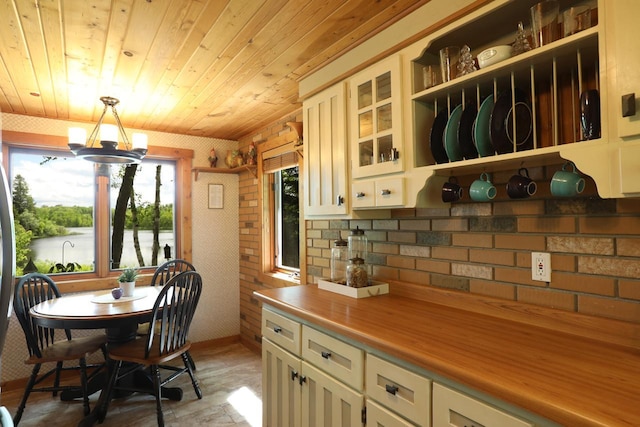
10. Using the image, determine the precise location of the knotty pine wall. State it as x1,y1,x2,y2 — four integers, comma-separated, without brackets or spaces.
238,108,640,352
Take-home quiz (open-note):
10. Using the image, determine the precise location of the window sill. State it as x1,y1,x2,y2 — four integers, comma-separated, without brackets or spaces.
259,271,300,288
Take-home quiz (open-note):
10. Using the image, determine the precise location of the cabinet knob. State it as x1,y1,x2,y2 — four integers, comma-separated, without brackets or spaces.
321,351,332,359
385,384,399,395
380,189,391,196
273,326,282,333
291,370,298,381
356,192,365,198
336,195,344,206
299,375,307,385
622,93,636,117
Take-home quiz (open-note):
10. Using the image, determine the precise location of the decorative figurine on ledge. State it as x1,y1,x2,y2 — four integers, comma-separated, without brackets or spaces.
246,142,257,165
208,148,218,168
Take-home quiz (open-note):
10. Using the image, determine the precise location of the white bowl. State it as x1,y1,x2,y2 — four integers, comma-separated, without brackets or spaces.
477,45,512,68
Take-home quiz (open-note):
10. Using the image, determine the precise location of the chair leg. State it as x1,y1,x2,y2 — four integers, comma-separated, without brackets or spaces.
13,363,41,426
182,353,202,399
186,351,196,371
98,359,121,424
150,365,164,427
79,357,90,416
53,361,63,397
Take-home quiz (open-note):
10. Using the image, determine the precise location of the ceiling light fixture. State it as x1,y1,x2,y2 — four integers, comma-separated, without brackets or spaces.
68,96,147,164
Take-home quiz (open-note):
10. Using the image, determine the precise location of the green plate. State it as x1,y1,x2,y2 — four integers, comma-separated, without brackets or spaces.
474,94,495,157
444,104,463,162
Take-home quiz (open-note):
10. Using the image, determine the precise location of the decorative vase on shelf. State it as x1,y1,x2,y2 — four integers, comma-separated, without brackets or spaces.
225,150,235,168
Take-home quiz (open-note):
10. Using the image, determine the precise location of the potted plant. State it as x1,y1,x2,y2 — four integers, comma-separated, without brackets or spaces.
118,267,138,297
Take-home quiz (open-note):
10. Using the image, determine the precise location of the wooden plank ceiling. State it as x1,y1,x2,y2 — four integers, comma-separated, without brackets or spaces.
0,0,428,141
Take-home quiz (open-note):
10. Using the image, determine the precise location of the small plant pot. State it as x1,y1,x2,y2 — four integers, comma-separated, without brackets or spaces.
120,282,135,297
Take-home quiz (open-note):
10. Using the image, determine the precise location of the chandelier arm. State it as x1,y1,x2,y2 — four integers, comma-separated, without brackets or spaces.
86,104,110,148
111,106,132,150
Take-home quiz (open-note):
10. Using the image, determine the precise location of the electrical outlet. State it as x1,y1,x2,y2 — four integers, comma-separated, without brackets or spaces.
532,252,551,282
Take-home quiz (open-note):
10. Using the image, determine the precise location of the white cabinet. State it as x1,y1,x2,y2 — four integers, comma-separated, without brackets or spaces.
402,0,640,203
432,383,534,427
352,176,405,209
349,55,404,179
303,82,349,217
365,353,431,426
262,308,364,427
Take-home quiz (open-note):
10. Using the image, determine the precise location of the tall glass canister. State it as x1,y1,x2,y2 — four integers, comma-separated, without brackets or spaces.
330,238,348,284
348,226,368,261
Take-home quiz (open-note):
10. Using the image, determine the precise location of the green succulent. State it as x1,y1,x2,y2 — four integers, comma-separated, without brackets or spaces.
118,267,139,283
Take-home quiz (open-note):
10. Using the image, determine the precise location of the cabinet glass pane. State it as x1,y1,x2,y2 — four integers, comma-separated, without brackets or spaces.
358,81,372,109
377,135,393,162
376,71,391,101
377,103,392,132
359,140,373,166
359,111,373,137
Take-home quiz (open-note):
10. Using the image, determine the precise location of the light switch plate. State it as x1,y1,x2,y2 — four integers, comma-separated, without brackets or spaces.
532,252,551,282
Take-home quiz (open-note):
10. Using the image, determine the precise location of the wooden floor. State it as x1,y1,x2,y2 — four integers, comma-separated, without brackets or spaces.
1,342,262,427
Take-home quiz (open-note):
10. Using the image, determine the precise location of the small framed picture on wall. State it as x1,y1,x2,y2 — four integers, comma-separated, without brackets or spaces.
208,184,224,209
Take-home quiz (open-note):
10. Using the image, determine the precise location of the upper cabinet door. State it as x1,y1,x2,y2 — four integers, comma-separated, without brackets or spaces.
303,82,349,217
349,56,403,179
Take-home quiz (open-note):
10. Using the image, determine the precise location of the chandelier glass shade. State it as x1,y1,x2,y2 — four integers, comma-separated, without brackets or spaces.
68,96,147,164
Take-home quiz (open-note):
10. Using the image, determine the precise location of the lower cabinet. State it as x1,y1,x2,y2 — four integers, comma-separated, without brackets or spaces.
432,383,534,427
262,307,538,427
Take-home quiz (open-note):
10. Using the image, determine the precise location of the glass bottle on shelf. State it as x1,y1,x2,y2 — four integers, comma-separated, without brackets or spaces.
330,238,348,284
346,257,369,288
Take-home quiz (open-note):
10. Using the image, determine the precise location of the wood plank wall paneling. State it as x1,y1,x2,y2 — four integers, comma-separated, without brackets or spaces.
237,108,640,352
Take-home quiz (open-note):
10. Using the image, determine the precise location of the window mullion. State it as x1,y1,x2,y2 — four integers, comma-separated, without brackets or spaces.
95,165,111,276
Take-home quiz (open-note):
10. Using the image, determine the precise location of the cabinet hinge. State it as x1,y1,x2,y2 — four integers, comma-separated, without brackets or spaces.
361,406,366,424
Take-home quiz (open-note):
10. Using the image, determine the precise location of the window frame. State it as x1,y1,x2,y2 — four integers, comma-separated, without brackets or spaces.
1,130,194,291
257,138,305,286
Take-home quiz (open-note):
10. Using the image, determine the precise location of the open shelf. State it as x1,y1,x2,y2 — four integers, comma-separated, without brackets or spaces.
192,165,257,180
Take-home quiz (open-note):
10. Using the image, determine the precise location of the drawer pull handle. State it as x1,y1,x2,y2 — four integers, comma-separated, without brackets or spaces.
273,326,282,333
385,384,399,395
291,371,298,381
336,195,344,206
321,351,332,359
380,189,391,196
356,192,365,198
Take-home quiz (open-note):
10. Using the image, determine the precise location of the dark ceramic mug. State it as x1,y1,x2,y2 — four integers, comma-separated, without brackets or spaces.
442,177,463,202
507,168,537,199
580,89,600,140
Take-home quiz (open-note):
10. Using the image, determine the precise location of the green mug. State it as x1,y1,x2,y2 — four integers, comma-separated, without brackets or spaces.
551,162,585,197
469,172,497,202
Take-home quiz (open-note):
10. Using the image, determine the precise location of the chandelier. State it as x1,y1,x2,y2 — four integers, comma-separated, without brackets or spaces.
68,96,147,164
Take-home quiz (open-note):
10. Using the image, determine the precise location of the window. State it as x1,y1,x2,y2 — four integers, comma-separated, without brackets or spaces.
261,144,300,279
2,131,193,287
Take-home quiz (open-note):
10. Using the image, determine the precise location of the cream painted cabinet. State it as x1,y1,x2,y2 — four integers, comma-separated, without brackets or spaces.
349,55,403,179
432,383,534,427
262,338,302,427
303,82,349,217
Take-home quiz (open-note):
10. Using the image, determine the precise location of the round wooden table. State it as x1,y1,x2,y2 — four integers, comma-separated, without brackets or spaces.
29,286,181,426
30,286,162,343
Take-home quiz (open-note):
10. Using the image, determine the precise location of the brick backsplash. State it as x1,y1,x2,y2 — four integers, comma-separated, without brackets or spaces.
237,109,640,352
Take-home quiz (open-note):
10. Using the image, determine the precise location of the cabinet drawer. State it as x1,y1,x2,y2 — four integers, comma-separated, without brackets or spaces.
367,399,417,427
352,180,376,209
375,177,404,207
302,325,364,391
262,308,301,356
432,383,534,427
366,354,431,426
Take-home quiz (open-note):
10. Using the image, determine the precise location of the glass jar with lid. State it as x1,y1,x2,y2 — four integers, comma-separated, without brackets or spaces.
348,226,368,262
346,257,369,288
330,237,348,284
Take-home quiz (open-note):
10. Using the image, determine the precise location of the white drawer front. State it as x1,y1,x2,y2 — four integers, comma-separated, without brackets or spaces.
352,180,376,208
302,325,364,391
432,383,534,427
366,354,431,426
375,177,404,207
367,399,417,427
262,308,301,356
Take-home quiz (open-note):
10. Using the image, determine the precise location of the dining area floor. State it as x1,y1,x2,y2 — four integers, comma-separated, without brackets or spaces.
1,342,262,427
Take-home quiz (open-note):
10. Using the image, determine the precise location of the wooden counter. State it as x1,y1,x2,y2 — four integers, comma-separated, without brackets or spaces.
254,284,640,427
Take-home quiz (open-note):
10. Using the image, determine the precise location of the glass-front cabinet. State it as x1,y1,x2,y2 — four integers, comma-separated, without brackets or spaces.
349,56,403,179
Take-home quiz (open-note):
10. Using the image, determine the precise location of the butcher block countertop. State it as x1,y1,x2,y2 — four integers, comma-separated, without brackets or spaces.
254,283,640,427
